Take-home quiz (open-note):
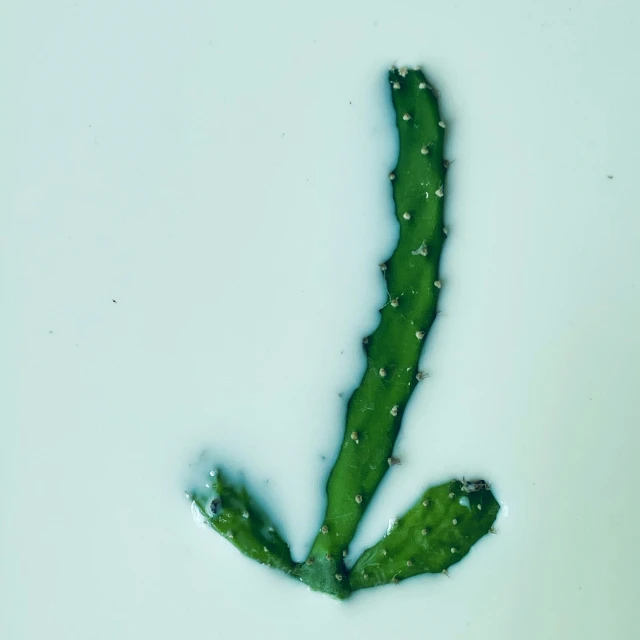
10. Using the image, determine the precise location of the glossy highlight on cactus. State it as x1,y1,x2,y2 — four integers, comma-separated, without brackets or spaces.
186,66,498,600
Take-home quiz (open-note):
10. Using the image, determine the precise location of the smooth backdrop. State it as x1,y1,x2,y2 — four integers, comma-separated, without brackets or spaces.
2,1,639,638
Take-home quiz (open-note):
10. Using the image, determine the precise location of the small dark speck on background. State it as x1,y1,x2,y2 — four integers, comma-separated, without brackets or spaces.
607,175,614,179
112,299,117,303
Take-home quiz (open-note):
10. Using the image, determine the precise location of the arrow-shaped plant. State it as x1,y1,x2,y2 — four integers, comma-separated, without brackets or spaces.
186,66,499,600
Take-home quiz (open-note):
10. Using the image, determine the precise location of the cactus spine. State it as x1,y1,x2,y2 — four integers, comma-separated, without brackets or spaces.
187,66,498,600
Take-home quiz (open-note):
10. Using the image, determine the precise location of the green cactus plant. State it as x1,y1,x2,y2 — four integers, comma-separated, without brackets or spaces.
186,66,499,600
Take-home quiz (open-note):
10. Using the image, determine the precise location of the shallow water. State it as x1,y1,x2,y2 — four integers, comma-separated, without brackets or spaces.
3,1,640,638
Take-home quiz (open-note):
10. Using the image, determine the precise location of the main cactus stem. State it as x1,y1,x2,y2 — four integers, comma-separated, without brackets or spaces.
188,67,498,600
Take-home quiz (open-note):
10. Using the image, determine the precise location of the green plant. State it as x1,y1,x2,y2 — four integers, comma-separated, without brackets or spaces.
187,66,498,600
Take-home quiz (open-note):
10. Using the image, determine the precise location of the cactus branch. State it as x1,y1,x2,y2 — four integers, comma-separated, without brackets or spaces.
302,66,448,568
349,480,499,590
189,469,295,575
185,66,498,600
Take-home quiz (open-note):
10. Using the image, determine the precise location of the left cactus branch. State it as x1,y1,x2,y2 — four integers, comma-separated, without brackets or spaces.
186,66,498,600
189,470,295,575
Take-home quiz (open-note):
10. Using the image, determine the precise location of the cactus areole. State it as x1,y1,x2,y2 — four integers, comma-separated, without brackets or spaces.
187,66,499,600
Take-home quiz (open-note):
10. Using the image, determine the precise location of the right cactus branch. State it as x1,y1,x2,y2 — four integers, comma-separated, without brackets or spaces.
349,480,498,590
186,65,498,600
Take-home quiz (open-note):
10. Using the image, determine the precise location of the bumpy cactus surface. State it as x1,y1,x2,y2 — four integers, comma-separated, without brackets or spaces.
186,66,498,600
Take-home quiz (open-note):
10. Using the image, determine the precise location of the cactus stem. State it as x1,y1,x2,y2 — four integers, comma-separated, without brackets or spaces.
190,66,499,601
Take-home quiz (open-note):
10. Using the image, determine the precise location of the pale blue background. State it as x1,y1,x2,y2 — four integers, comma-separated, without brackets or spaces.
2,1,639,638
